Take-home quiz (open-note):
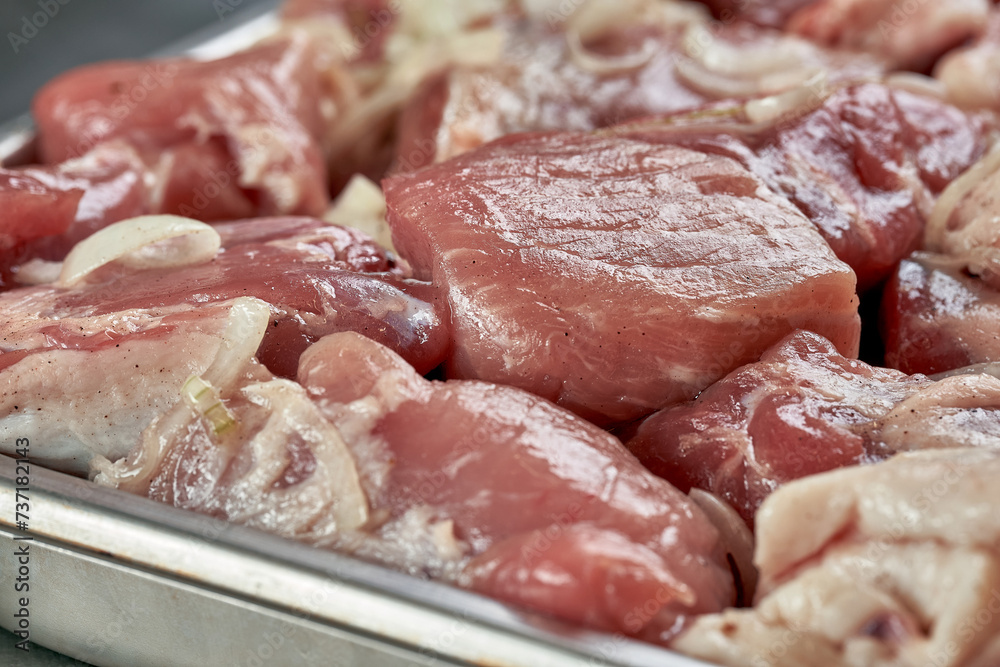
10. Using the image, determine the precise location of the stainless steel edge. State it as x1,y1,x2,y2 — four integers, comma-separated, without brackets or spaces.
0,456,713,667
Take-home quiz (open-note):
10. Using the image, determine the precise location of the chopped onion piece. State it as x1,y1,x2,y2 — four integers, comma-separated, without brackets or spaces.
58,215,221,287
566,29,656,75
930,362,1000,382
886,72,947,99
182,376,236,435
744,74,828,125
12,259,62,286
324,174,395,253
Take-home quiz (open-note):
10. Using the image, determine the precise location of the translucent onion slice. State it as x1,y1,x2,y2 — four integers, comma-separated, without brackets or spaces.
566,29,656,75
689,488,758,605
323,174,396,253
58,215,222,287
200,297,272,390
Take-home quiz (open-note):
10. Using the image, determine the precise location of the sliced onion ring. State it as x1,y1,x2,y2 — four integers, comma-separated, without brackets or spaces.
58,214,222,287
689,488,758,605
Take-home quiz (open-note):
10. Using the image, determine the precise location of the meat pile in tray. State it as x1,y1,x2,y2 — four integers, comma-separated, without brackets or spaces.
5,0,1000,664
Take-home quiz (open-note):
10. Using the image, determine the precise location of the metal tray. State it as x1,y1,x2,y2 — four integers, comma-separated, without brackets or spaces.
0,6,719,666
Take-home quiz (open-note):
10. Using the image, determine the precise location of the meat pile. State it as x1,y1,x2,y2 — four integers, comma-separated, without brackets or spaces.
4,0,1000,664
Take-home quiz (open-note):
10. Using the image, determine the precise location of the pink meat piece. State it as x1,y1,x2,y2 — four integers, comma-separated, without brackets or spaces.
626,330,1000,526
383,130,860,425
0,141,148,286
786,0,989,71
881,254,1000,375
52,217,449,378
396,22,886,172
694,0,987,71
296,332,736,641
624,83,990,291
32,38,330,219
281,0,396,62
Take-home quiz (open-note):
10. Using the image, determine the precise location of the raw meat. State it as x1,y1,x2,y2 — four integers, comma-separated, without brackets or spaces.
883,148,1000,374
787,0,988,71
32,38,329,219
96,328,736,642
881,254,1000,375
619,82,991,290
700,0,989,71
0,141,148,286
0,216,448,473
627,329,1000,524
46,216,450,378
396,17,886,171
674,449,1000,667
384,130,860,424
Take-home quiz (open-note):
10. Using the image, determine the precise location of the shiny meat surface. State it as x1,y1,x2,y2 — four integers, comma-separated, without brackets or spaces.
384,130,860,424
51,217,450,378
787,0,989,71
0,217,449,472
0,142,148,285
627,330,1000,524
96,330,736,642
882,255,1000,375
621,82,991,291
675,449,1000,666
32,38,329,219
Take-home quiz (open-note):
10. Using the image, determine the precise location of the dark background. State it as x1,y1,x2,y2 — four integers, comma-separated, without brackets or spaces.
0,0,277,125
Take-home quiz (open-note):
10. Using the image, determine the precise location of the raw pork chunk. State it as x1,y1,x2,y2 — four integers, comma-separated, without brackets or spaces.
384,131,860,424
882,255,1000,375
621,82,990,291
675,449,1000,667
98,329,736,642
627,329,1000,525
32,38,329,219
0,217,448,473
883,146,1000,374
0,142,148,286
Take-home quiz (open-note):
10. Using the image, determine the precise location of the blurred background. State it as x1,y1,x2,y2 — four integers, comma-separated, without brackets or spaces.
0,0,277,124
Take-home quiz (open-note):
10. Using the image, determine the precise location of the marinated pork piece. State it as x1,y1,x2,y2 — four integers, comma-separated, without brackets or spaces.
0,216,448,472
788,0,989,72
384,131,860,424
396,15,887,171
882,255,1000,375
96,328,736,642
674,449,1000,667
32,38,329,219
619,82,991,291
882,148,1000,375
278,0,523,190
705,0,989,71
0,141,148,287
627,330,1000,525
